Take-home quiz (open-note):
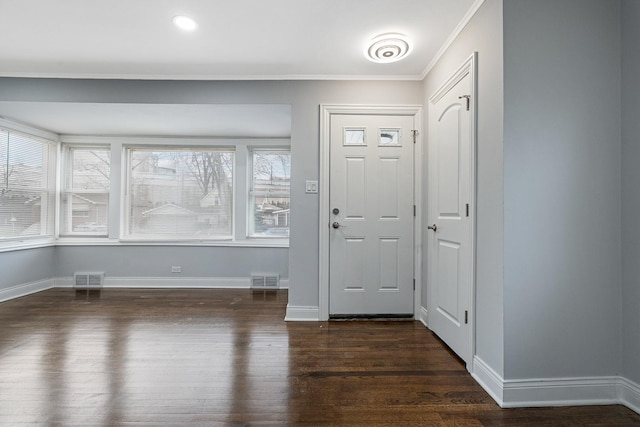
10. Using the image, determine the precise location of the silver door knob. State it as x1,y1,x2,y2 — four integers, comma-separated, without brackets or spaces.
427,224,437,232
332,222,340,229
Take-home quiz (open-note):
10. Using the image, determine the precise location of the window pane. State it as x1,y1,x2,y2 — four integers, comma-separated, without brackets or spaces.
0,129,55,240
380,129,400,145
128,149,234,239
0,189,53,238
251,151,290,237
60,147,111,236
71,148,110,190
61,192,109,235
344,129,366,146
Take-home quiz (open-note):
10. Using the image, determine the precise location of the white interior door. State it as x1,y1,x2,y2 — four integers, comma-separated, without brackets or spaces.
427,56,476,364
329,114,415,316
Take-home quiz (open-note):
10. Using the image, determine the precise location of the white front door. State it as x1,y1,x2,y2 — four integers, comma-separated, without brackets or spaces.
427,56,476,364
329,114,415,316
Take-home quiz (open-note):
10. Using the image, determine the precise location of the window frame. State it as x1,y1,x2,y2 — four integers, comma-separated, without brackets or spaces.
123,145,236,242
248,147,291,239
60,145,111,237
0,120,58,246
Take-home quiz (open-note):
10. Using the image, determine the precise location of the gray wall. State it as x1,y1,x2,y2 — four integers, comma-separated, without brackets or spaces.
423,0,505,376
0,78,423,308
0,247,54,290
54,246,288,279
621,0,640,386
503,0,621,379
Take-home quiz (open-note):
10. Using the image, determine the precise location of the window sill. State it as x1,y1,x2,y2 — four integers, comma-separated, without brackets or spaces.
55,238,289,248
0,238,56,253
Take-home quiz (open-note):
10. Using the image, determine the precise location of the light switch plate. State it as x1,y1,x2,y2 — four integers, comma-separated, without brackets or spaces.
305,180,318,193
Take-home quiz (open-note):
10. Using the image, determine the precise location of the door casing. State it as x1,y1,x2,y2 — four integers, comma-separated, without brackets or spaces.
319,105,423,321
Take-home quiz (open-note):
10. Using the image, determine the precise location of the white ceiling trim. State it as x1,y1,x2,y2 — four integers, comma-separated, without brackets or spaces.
0,72,425,81
420,0,486,79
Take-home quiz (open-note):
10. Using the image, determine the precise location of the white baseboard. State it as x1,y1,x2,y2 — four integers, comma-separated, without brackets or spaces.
502,376,619,408
472,356,505,405
419,306,428,327
620,377,640,414
0,278,56,302
55,276,289,289
284,305,320,321
471,356,639,415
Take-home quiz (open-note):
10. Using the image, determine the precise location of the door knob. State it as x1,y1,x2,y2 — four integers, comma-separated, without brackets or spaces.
427,224,438,232
332,222,341,229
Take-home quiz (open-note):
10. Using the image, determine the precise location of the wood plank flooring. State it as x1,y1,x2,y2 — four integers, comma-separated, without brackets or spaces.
0,288,638,426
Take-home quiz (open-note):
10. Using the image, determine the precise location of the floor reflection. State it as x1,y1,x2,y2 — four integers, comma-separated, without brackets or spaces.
1,288,635,426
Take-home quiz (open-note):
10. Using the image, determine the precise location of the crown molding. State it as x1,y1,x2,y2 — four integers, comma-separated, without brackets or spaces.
421,0,486,79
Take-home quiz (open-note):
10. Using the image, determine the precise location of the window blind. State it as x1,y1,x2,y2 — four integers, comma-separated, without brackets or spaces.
0,128,55,239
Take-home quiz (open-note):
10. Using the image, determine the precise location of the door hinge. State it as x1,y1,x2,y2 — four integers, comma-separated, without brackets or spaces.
464,310,469,324
466,203,469,217
413,279,416,290
411,129,418,144
413,205,416,217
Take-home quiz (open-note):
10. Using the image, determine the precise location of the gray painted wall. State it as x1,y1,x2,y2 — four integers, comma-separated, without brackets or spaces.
0,247,54,290
503,0,621,379
423,0,505,376
621,0,640,386
0,79,423,308
54,246,288,279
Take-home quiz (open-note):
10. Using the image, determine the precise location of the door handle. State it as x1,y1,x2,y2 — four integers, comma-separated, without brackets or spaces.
427,224,437,232
332,222,341,229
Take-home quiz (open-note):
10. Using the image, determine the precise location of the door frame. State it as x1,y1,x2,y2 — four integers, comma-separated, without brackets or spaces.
319,105,423,321
427,52,477,366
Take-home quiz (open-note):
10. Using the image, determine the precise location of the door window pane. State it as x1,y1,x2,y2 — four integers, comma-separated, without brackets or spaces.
380,129,400,145
344,129,366,146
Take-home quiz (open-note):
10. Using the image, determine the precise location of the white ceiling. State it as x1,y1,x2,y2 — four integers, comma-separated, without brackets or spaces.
0,0,480,137
0,0,479,80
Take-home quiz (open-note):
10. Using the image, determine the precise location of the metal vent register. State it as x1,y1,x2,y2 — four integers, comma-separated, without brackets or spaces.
251,274,279,289
73,272,104,289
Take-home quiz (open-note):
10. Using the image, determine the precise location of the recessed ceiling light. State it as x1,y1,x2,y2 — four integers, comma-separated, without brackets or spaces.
364,33,413,63
173,15,198,32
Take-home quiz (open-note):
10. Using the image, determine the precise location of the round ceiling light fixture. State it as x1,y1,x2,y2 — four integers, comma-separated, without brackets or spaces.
364,33,413,63
173,15,198,31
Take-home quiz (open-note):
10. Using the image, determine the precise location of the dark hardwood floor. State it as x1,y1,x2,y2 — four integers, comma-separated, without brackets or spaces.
0,288,638,426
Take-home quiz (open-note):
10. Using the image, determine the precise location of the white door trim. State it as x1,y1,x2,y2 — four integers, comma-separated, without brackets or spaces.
427,52,477,366
319,105,423,321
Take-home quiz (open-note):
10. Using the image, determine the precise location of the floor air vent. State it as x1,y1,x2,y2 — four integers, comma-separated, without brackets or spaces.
74,272,104,289
251,274,279,289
